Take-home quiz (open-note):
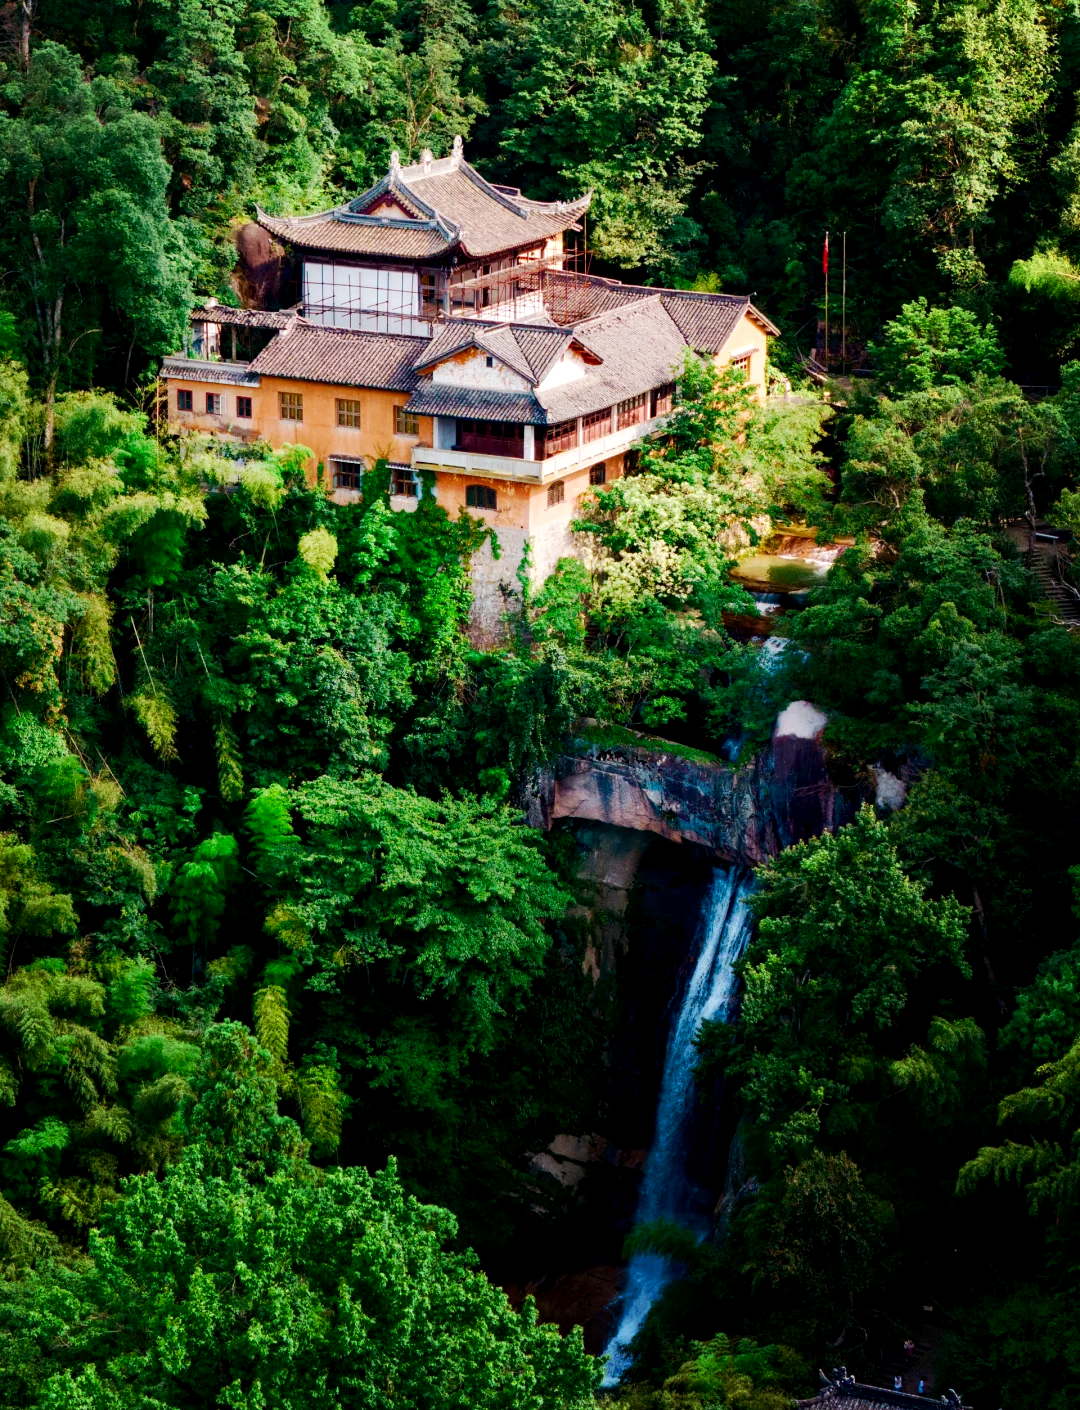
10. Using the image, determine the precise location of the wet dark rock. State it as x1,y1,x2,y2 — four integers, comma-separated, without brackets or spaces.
527,703,860,863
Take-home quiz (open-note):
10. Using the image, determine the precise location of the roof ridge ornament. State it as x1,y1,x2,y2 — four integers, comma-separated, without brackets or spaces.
451,135,463,168
390,150,401,172
421,148,433,175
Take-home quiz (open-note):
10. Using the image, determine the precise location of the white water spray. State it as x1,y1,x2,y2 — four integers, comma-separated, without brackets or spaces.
602,866,754,1385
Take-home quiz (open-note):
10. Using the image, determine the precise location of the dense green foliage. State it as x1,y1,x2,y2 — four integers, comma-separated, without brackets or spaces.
8,0,1080,396
0,1024,600,1408
5,3,1080,1406
604,313,1080,1405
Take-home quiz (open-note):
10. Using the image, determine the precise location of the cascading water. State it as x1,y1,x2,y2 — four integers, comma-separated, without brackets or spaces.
601,865,754,1385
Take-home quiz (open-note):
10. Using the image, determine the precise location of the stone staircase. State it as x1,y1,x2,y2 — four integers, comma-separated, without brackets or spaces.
1027,542,1080,625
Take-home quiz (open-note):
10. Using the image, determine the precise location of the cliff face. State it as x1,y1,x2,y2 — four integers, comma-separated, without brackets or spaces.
505,704,866,1342
528,702,856,864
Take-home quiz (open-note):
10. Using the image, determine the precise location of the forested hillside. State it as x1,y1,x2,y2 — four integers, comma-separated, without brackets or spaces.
1,2,1080,1408
6,0,1080,392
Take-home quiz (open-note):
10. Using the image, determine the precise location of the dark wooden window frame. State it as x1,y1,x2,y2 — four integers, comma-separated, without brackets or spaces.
465,484,497,510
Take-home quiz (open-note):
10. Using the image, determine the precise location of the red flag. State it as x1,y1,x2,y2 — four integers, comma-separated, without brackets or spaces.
823,231,829,274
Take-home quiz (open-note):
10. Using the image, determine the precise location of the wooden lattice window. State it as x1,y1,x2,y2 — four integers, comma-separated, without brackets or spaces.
541,419,578,459
331,459,362,491
280,391,303,421
651,382,675,416
616,393,647,430
590,464,607,486
547,480,565,507
466,484,497,510
236,396,252,419
393,465,418,497
394,405,419,436
582,407,612,443
337,398,361,427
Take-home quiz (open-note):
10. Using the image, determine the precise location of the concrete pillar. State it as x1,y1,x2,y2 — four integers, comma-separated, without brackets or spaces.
523,424,535,460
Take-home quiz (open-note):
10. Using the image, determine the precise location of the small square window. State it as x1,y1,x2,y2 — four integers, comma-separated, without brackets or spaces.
485,355,494,368
547,480,565,508
337,398,361,428
590,464,606,486
236,395,252,419
176,389,193,412
206,393,221,415
394,405,419,436
280,391,303,421
393,465,419,497
331,459,362,491
466,484,497,510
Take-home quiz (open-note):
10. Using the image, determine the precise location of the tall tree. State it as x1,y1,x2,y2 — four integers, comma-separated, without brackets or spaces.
0,43,193,438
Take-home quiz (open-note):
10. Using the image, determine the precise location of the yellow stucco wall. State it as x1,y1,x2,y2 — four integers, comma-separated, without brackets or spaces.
164,375,433,471
162,306,771,492
715,312,769,399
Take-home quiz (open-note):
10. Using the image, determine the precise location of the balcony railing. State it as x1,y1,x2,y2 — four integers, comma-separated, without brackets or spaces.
413,410,670,483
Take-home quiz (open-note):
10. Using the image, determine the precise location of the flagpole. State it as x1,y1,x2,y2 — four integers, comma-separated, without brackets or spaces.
842,231,847,374
824,230,829,373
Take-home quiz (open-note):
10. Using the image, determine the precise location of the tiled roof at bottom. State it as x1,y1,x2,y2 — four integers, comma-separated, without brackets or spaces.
161,358,261,387
248,326,427,391
797,1381,969,1410
405,384,545,423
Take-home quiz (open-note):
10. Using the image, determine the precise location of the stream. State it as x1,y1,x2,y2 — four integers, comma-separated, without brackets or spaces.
601,865,754,1384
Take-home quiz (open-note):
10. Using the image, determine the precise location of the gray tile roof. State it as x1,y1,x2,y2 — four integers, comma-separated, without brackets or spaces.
798,1375,969,1410
247,326,426,391
256,149,589,263
169,261,775,423
536,297,687,422
412,323,483,371
255,211,451,259
403,164,588,258
405,385,544,422
161,357,261,387
535,270,780,343
509,325,573,381
192,303,300,329
403,289,757,423
413,319,572,384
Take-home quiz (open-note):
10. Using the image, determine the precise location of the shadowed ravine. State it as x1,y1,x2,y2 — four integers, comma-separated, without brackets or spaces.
601,866,755,1384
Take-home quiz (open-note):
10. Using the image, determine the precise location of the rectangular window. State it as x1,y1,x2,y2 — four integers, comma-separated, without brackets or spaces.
330,459,363,491
651,382,676,416
456,418,524,457
236,395,252,419
303,261,422,334
547,480,565,508
394,405,419,437
392,465,419,498
280,391,303,421
730,353,751,374
176,389,193,412
582,406,612,443
616,393,648,430
590,464,607,486
540,419,578,460
205,393,221,415
466,484,497,510
337,398,361,428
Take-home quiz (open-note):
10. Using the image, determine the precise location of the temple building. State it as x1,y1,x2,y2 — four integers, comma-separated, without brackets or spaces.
160,138,778,637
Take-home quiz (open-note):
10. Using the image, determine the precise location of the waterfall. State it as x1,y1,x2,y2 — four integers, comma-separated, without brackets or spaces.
601,866,754,1385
